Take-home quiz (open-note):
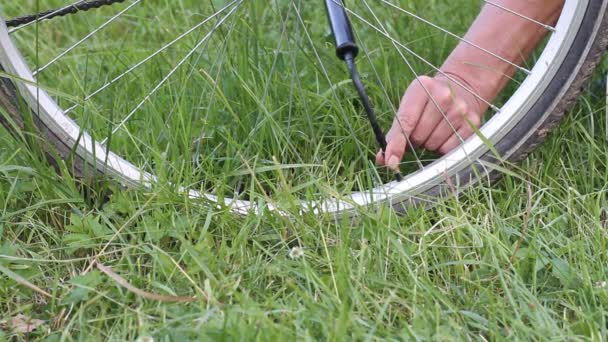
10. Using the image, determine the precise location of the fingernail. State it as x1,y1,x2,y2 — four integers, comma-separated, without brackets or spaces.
388,155,400,170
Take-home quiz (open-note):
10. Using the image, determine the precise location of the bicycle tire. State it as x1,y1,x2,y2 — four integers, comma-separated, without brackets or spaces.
0,1,607,217
414,0,608,210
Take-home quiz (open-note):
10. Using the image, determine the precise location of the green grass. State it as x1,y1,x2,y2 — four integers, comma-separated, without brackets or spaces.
1,1,608,340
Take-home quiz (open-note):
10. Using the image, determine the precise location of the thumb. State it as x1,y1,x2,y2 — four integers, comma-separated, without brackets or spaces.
384,132,407,171
376,149,386,165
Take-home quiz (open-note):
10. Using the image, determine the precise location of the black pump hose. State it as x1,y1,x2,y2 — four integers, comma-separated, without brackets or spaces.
325,0,403,181
344,53,403,181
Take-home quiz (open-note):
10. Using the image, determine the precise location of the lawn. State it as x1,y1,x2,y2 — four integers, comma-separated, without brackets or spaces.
1,1,608,340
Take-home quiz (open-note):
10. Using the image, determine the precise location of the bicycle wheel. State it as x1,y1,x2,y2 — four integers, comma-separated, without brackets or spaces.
0,1,606,218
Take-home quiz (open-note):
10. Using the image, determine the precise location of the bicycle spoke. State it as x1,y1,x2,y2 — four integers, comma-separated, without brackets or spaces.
62,0,241,115
235,1,306,172
378,0,531,75
291,1,368,163
33,0,142,76
1,0,586,215
101,1,243,145
356,1,422,169
361,2,467,149
192,10,242,176
346,8,501,113
143,4,245,176
161,3,240,129
484,0,557,31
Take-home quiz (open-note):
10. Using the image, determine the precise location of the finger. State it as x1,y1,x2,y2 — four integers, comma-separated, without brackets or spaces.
424,100,468,151
376,150,385,165
376,149,400,171
437,113,481,154
409,102,444,146
383,133,406,171
384,76,434,164
380,133,399,167
409,83,453,146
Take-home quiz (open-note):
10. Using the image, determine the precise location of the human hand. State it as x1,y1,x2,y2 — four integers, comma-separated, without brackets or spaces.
376,74,484,171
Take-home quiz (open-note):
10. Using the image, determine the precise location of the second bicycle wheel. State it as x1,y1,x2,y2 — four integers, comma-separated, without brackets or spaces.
0,0,606,217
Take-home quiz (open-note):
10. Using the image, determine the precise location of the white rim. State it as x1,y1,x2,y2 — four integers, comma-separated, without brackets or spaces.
0,0,588,217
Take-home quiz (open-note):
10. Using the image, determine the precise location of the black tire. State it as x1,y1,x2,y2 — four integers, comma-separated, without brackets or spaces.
406,0,608,210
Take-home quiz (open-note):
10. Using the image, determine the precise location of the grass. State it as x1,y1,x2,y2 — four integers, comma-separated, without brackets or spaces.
1,0,608,340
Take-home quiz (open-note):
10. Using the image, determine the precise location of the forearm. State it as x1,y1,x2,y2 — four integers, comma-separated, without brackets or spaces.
440,0,564,111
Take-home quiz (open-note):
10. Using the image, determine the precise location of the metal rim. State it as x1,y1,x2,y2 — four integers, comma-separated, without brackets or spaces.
0,0,588,217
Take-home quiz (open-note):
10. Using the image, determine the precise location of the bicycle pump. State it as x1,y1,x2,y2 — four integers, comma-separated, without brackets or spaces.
324,0,403,181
